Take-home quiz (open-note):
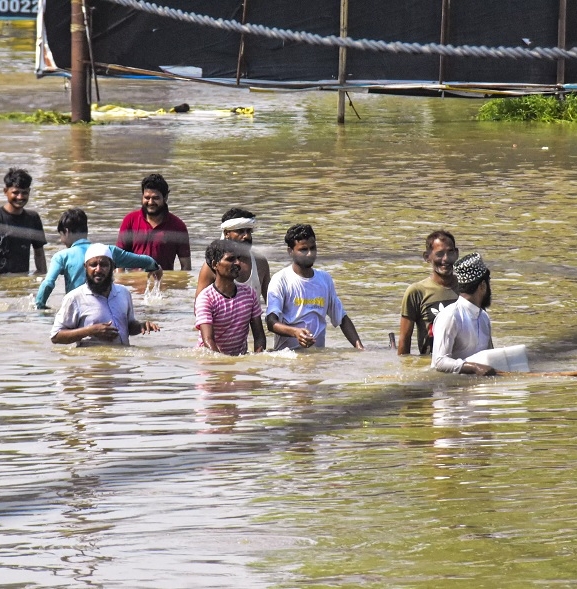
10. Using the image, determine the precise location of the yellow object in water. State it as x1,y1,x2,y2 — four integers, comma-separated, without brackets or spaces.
90,104,254,121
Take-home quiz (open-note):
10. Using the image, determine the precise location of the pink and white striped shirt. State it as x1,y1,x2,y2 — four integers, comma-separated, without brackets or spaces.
195,283,262,355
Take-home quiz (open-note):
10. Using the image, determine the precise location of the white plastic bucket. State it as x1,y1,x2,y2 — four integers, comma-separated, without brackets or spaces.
466,344,530,372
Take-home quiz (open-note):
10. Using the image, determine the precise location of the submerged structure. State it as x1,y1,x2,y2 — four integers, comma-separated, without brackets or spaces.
36,0,577,97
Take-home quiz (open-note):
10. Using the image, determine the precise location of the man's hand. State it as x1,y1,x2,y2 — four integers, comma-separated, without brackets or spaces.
147,266,163,281
90,321,120,341
294,327,316,348
462,361,496,376
140,321,160,334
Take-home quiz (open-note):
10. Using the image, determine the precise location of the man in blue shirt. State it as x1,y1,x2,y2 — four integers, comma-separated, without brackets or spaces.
36,208,162,309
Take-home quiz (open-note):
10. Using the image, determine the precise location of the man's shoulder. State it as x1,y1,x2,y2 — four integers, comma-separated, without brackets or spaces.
252,249,269,263
166,212,189,230
253,251,270,271
312,268,333,281
196,283,217,304
269,265,292,283
404,276,457,297
63,283,89,302
111,283,131,296
0,207,41,224
406,276,435,291
435,299,459,321
51,247,72,264
236,282,258,300
121,210,141,222
22,208,42,220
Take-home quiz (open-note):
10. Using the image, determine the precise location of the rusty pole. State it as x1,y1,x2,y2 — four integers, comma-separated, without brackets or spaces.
71,0,91,122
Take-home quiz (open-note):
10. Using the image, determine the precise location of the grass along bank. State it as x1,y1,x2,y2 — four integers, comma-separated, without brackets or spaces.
477,93,577,122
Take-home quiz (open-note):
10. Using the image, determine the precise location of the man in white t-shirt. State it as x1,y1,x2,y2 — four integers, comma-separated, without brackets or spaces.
266,223,364,351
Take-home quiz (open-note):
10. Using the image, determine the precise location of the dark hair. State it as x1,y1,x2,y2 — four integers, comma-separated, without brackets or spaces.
141,173,169,198
459,270,490,295
57,208,88,234
205,239,246,268
4,168,32,189
425,230,456,253
221,208,255,223
284,224,316,249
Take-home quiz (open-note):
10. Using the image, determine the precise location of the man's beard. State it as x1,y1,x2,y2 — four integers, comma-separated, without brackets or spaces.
141,202,168,218
481,283,492,309
87,271,113,294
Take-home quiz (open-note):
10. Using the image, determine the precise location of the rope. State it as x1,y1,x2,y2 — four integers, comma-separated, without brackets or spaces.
102,0,577,61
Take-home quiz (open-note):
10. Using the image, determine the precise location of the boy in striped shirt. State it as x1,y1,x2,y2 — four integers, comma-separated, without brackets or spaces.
195,240,266,355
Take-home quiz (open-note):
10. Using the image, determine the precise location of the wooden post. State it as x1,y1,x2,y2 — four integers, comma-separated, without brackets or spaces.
71,0,91,122
439,0,450,84
557,0,567,86
337,0,348,124
236,0,249,85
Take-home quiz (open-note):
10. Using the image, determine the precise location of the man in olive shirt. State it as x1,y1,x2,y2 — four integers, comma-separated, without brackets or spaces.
397,230,459,355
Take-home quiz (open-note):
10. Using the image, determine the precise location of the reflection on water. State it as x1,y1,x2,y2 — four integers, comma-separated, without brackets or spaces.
1,24,577,588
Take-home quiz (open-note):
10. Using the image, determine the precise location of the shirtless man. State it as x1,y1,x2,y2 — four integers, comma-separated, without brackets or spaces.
195,208,270,303
398,230,459,355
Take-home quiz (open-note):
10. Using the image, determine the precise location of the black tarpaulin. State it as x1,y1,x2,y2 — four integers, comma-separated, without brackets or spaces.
41,0,577,86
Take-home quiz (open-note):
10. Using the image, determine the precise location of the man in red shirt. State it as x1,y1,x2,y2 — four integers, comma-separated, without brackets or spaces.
116,173,191,271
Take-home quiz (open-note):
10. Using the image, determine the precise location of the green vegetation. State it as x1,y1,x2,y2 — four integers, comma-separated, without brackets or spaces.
0,109,72,124
477,93,577,122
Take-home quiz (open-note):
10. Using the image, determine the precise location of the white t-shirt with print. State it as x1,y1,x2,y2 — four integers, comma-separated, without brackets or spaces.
266,266,346,350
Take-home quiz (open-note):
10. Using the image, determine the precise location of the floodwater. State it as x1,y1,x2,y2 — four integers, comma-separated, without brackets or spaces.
2,20,577,589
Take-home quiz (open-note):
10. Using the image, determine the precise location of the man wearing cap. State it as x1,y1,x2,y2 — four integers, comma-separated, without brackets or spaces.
195,208,270,303
398,230,460,355
51,243,159,346
431,252,496,375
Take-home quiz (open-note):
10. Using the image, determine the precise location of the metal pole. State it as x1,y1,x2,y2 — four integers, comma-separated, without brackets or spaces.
439,0,450,84
337,0,348,124
557,0,567,86
71,0,91,122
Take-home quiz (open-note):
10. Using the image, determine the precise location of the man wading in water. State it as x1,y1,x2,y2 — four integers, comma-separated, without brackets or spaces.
195,208,270,303
51,244,159,346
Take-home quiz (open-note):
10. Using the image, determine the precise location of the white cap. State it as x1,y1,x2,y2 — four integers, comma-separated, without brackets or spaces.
84,243,113,263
